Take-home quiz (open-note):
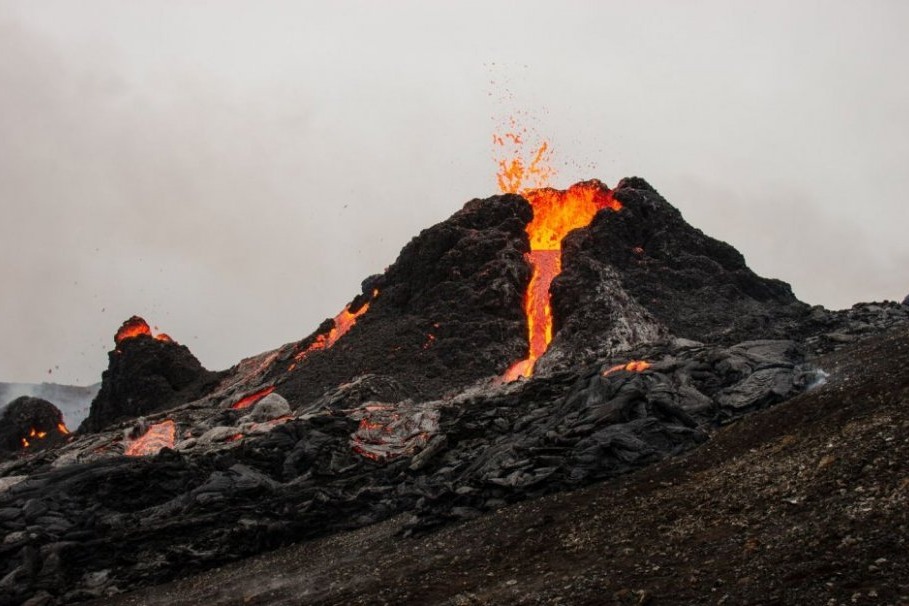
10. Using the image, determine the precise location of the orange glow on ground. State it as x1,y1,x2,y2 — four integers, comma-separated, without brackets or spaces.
124,420,176,456
496,129,621,380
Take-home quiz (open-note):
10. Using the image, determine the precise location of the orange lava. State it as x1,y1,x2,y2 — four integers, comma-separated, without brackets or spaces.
115,317,152,344
124,420,176,456
496,129,621,380
231,386,276,410
602,360,652,377
291,291,378,368
114,316,176,346
57,422,70,435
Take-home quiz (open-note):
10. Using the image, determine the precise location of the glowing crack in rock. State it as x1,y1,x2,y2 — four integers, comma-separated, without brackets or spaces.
230,386,276,410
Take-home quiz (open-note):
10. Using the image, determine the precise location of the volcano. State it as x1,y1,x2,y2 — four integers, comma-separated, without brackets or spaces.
1,178,907,606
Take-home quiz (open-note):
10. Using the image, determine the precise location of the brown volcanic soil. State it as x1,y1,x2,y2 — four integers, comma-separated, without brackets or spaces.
96,328,909,606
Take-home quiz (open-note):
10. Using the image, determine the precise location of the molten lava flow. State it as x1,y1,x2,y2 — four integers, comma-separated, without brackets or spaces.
124,420,176,456
231,386,276,410
502,181,622,381
57,422,70,435
495,127,623,380
602,360,652,377
289,291,378,369
114,316,176,346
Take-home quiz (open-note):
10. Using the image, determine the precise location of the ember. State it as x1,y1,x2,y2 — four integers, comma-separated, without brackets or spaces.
497,132,621,380
124,420,176,456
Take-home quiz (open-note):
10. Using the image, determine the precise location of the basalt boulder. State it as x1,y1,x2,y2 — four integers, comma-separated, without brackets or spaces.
0,396,69,456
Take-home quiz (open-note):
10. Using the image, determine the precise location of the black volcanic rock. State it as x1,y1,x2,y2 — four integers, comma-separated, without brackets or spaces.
545,178,810,371
79,318,221,433
272,194,532,406
0,396,68,455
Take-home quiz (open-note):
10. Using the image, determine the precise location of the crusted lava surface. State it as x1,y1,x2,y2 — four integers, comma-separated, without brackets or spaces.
92,326,909,606
1,178,907,606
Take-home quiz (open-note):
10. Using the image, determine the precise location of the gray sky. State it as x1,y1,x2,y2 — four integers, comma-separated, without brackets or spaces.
2,1,908,385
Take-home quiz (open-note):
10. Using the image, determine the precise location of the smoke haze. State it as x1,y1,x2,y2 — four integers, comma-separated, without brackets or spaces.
2,1,908,384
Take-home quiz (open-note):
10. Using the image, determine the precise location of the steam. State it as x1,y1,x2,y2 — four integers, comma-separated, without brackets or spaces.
805,369,830,391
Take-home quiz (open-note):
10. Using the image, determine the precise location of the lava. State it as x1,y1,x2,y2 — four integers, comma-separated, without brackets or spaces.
602,360,652,377
231,386,276,410
114,316,175,346
290,291,378,369
124,420,176,456
496,131,621,380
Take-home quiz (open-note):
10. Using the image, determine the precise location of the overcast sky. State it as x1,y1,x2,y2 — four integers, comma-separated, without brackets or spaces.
2,1,908,385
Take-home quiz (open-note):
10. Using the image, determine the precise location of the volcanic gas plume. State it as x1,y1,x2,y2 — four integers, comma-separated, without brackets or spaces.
495,135,622,380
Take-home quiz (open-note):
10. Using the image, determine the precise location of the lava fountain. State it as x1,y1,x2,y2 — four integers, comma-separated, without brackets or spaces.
496,135,622,380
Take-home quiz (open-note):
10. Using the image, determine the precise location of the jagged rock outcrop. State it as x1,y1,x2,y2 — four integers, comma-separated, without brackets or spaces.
79,317,222,433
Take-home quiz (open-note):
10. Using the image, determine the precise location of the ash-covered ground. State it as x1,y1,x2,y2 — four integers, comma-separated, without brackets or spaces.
1,178,907,606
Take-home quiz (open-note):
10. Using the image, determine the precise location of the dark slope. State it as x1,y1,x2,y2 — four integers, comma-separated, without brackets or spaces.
93,326,909,606
270,193,532,406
